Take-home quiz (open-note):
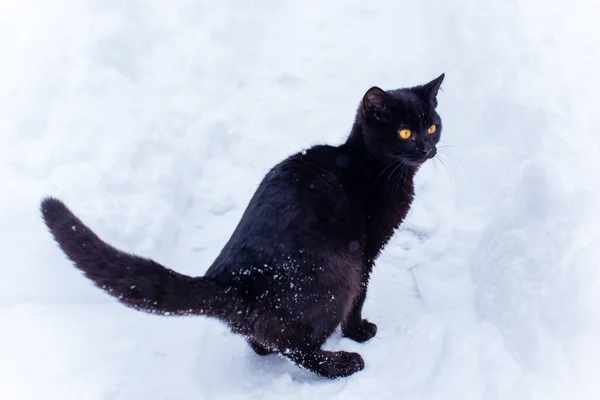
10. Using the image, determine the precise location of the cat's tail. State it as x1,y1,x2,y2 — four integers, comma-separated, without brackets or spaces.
40,197,238,319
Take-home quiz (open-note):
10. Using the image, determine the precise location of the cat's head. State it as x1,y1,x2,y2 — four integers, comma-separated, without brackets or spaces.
358,74,445,166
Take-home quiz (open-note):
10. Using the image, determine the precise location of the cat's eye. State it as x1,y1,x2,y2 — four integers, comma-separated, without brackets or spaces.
428,125,436,135
398,129,412,140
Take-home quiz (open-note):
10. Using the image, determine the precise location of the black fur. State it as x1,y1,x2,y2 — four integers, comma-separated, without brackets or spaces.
41,74,445,378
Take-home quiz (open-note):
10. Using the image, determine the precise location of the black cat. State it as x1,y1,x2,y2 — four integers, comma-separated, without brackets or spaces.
41,74,444,378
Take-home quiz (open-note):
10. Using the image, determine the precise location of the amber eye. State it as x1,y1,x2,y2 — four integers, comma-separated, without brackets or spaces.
428,125,436,135
398,129,412,139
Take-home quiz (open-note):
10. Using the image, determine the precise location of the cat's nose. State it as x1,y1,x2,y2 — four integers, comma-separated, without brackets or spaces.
421,146,436,158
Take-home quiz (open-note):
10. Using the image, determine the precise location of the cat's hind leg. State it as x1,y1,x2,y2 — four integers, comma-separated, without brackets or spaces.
252,320,364,377
247,337,276,356
251,318,364,377
250,290,363,377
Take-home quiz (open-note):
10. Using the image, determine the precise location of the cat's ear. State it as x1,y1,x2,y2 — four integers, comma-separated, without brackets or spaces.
362,87,393,122
420,73,445,108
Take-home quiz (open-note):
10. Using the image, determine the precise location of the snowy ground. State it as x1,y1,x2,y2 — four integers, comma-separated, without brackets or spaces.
2,0,600,399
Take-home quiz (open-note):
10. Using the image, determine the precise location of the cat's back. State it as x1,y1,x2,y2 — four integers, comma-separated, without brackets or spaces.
206,144,366,276
236,144,359,241
251,144,358,228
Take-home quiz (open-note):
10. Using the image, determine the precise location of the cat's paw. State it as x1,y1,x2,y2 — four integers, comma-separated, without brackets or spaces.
291,350,364,378
319,351,365,378
342,319,377,343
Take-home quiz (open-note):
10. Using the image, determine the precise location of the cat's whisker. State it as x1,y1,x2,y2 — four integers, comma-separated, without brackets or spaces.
373,156,407,191
394,164,407,189
383,160,406,193
402,162,413,189
438,149,466,171
437,147,460,160
392,160,412,191
372,158,399,189
435,155,453,183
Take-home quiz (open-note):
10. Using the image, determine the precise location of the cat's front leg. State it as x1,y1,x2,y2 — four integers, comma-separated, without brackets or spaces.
341,271,377,343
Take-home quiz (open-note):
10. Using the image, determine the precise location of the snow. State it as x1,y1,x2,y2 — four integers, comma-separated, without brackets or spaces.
1,0,600,399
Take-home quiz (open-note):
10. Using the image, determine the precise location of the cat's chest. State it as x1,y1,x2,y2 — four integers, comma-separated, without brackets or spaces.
363,184,415,260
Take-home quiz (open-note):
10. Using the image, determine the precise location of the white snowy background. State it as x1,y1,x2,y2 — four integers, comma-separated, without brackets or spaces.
1,0,600,399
